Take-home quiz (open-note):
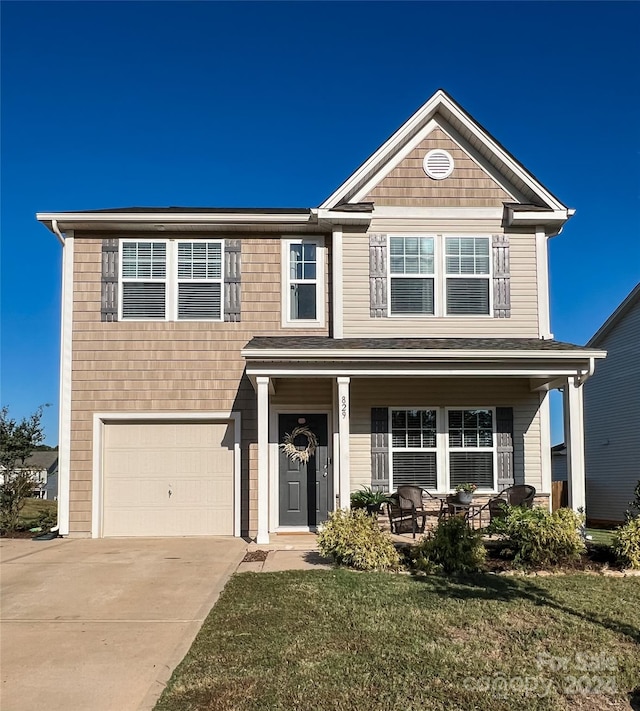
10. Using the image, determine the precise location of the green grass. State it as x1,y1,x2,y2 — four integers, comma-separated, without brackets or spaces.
585,527,617,547
156,571,640,711
17,498,57,528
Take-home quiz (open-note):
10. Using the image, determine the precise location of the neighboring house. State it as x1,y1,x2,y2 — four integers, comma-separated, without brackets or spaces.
37,89,605,542
0,452,59,500
585,283,640,524
551,443,567,482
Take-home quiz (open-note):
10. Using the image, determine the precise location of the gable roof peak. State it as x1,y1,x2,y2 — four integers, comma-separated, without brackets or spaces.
320,89,569,215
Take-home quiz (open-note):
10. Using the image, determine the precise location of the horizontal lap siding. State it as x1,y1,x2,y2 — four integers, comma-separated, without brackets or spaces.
349,378,542,492
69,235,330,536
363,129,513,207
343,223,538,337
585,298,640,523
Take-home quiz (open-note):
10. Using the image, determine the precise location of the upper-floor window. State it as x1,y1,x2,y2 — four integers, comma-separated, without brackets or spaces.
387,234,491,317
120,240,223,321
282,237,325,327
445,237,490,315
389,236,435,315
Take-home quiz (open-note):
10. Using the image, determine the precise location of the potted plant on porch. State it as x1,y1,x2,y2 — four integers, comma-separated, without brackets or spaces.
454,483,477,505
350,487,392,517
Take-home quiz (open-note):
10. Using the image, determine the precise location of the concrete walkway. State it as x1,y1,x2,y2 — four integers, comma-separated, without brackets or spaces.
0,536,245,711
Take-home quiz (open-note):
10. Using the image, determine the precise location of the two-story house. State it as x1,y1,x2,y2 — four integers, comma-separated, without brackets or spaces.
38,90,605,543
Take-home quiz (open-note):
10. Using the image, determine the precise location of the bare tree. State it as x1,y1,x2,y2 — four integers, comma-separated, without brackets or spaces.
0,406,46,532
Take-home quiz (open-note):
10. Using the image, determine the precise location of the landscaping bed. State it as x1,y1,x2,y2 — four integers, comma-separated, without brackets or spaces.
155,570,640,711
0,498,57,538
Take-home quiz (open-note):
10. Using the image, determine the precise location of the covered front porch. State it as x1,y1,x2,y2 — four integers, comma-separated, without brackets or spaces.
242,337,605,544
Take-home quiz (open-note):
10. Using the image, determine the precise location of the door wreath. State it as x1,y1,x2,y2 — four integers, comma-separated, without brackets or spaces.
280,426,318,463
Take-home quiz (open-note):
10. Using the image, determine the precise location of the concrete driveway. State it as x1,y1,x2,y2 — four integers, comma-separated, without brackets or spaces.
0,536,246,711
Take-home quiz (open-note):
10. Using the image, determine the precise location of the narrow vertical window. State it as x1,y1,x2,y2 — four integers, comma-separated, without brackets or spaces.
445,237,491,315
121,241,167,319
389,236,435,315
283,238,324,326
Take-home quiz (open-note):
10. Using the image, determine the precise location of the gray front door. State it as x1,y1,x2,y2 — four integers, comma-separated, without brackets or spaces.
278,414,331,527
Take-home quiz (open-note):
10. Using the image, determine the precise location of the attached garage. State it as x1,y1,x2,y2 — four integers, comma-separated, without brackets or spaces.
99,419,238,537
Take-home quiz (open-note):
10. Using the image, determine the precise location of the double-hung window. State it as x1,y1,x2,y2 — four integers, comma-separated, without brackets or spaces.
282,238,324,326
390,409,438,490
447,409,495,490
120,240,224,321
389,236,435,315
445,237,491,315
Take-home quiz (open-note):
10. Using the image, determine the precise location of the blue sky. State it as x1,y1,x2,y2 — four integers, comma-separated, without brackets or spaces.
1,1,638,445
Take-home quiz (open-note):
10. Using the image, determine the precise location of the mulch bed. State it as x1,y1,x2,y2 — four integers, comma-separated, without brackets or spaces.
242,549,269,563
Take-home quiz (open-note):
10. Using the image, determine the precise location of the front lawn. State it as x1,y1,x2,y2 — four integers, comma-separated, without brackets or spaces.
156,571,640,710
18,498,57,528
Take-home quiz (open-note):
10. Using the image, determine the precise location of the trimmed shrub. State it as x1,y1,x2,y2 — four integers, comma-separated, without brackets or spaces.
489,506,585,568
410,516,486,574
613,517,640,570
317,508,400,571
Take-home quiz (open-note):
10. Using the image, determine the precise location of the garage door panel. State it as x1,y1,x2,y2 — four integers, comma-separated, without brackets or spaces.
102,422,235,537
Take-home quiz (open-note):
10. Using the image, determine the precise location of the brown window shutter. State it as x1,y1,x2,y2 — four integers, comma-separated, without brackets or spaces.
492,235,511,318
369,234,387,318
224,239,241,322
101,239,118,322
496,407,515,490
371,407,389,491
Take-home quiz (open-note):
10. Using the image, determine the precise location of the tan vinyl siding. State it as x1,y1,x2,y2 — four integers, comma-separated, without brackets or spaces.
343,223,539,337
349,378,542,493
69,235,330,536
363,128,514,207
585,296,640,523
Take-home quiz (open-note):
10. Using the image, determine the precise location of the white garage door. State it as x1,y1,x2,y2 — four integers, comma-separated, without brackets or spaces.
102,421,234,537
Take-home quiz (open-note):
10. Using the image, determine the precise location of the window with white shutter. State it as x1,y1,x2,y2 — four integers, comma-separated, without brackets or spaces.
447,408,495,490
389,236,435,315
121,242,167,319
445,237,491,315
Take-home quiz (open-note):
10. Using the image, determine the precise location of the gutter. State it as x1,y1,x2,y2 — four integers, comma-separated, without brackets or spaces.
51,219,65,245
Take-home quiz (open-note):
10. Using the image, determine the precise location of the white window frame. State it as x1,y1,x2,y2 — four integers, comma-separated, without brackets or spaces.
385,234,494,318
281,236,325,328
119,239,225,322
445,406,497,493
389,407,446,492
387,234,438,318
442,235,493,318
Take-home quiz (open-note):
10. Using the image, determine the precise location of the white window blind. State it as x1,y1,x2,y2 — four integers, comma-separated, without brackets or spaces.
177,242,222,320
389,237,434,315
448,409,495,489
445,237,490,315
121,242,167,319
390,409,437,489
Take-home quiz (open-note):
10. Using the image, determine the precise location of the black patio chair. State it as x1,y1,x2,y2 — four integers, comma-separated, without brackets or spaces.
387,485,445,538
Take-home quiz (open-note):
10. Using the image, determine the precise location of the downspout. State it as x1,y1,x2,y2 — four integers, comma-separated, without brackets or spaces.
51,219,65,245
576,357,595,386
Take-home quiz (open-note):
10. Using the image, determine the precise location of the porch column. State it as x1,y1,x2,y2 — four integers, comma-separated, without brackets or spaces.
337,377,351,508
563,376,586,512
256,376,270,544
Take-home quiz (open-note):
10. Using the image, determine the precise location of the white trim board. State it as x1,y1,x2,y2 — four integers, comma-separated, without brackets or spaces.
91,411,241,539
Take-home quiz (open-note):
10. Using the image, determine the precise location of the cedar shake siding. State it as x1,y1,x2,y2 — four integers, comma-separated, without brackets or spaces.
363,128,514,207
70,235,331,536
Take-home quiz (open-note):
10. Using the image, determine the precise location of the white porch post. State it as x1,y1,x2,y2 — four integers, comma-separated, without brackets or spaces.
256,376,270,544
563,376,586,512
337,377,351,508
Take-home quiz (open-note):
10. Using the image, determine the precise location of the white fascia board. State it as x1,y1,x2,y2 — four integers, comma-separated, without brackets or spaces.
36,212,314,229
321,90,566,212
508,209,570,226
241,347,607,361
315,209,372,224
320,92,447,209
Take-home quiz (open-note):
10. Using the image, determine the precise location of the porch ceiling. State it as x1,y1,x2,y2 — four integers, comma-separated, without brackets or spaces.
242,337,606,390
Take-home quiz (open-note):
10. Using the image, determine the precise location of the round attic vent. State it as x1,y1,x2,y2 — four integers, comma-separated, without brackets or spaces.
423,149,454,180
